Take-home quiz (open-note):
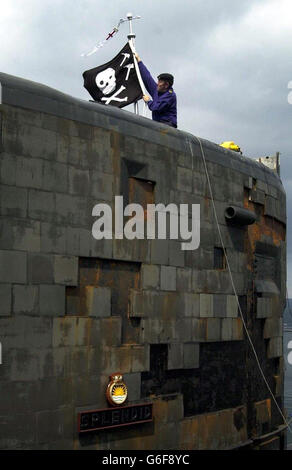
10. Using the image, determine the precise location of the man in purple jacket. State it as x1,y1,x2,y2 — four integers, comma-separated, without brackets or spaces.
135,53,177,128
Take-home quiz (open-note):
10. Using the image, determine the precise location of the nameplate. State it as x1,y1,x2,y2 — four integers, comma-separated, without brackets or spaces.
78,403,153,433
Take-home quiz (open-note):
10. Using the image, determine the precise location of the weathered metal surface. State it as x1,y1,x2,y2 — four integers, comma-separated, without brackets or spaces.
0,73,286,450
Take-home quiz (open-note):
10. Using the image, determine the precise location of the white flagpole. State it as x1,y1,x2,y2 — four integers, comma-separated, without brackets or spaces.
126,12,138,115
126,12,147,116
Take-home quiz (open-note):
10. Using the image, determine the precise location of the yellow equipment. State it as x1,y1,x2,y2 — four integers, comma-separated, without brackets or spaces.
220,141,242,154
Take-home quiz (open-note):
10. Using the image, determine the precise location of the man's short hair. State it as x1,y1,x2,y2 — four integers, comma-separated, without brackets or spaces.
157,73,174,87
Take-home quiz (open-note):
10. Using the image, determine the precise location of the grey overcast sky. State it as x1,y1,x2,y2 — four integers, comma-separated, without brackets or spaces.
1,0,292,292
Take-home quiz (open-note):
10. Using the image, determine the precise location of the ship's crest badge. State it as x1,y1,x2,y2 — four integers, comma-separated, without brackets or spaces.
106,372,128,406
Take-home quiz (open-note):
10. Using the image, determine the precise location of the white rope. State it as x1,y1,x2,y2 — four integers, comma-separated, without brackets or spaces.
188,135,291,433
127,40,147,117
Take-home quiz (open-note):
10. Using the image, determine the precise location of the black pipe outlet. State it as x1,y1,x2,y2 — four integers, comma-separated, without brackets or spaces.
224,206,256,225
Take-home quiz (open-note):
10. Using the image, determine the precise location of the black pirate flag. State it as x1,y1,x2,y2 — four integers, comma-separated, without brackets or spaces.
83,42,143,108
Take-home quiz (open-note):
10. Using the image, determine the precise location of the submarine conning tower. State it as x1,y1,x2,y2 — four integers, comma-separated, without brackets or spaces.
0,72,287,450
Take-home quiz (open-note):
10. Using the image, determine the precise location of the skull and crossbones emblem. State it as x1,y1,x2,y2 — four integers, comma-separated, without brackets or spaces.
95,61,134,105
96,67,127,104
95,67,116,95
